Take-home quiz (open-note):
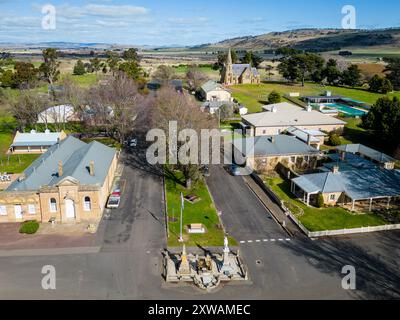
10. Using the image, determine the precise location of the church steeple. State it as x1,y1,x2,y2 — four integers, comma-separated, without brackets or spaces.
222,48,233,85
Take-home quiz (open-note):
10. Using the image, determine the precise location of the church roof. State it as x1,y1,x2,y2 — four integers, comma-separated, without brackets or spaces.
232,64,259,77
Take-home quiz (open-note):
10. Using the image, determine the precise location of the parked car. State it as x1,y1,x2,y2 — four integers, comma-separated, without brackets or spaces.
107,195,121,209
201,165,210,177
229,164,241,176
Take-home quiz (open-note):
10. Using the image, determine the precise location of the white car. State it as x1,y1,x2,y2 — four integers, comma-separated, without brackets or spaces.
107,195,121,209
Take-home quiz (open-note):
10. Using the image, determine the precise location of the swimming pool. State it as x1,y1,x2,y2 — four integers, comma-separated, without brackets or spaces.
325,103,367,117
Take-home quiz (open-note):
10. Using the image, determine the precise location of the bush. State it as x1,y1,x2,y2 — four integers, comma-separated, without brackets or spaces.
19,220,40,234
328,133,341,146
268,90,281,104
317,194,325,208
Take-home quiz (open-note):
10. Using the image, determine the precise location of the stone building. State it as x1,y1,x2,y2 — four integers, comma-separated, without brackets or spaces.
221,49,260,85
0,136,117,224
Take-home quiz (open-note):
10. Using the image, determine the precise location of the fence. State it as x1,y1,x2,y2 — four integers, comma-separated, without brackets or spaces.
261,174,400,238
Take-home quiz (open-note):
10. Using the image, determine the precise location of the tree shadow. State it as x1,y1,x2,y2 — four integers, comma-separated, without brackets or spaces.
281,231,400,299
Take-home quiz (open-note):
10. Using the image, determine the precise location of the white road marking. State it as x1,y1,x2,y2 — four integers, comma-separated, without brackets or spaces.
256,240,261,243
240,238,292,244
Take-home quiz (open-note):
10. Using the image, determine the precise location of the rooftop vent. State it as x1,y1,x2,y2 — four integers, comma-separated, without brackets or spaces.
45,129,50,134
30,129,36,134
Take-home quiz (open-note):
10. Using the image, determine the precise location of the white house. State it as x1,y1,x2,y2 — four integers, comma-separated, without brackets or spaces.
38,105,76,124
200,81,232,102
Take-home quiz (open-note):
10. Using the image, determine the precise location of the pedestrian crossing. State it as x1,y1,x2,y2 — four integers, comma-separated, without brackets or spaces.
240,238,291,244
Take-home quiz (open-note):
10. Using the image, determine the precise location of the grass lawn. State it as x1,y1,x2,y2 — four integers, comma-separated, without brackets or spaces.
265,177,389,232
60,73,99,87
172,65,219,79
165,171,235,247
230,82,400,113
82,137,121,150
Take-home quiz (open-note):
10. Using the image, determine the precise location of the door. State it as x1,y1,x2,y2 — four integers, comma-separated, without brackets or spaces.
14,205,23,220
65,199,76,219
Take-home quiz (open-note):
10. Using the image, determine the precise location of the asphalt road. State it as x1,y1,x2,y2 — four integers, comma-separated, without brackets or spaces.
0,162,399,299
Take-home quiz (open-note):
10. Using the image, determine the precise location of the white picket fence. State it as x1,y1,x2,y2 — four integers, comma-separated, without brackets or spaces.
285,209,400,238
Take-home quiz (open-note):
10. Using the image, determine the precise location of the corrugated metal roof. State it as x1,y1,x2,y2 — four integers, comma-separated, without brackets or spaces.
6,136,116,192
336,144,395,163
293,168,400,200
12,131,63,147
233,135,321,157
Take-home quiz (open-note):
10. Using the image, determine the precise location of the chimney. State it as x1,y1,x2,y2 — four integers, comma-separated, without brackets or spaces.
332,165,339,174
89,160,95,176
307,133,312,146
58,161,63,177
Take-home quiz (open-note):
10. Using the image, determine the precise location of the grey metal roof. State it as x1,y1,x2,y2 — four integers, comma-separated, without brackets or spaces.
233,135,321,158
336,144,395,163
286,127,321,144
11,131,63,147
7,136,116,192
232,64,259,77
201,80,222,93
293,168,400,200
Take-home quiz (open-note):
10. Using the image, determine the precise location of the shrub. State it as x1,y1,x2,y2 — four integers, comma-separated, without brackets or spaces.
268,90,281,104
317,194,325,208
19,220,40,234
328,133,341,146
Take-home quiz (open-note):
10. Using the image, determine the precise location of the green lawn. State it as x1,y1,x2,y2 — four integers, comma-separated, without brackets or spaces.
165,171,235,247
82,137,121,150
172,65,219,79
265,177,389,232
230,82,400,113
60,73,99,87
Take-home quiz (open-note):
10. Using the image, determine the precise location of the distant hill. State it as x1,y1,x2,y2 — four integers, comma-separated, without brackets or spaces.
198,28,400,52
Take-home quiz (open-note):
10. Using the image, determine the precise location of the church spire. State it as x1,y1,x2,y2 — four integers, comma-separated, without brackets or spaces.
222,48,233,85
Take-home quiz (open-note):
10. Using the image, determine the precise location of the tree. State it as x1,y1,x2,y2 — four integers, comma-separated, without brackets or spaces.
90,58,102,73
122,48,141,63
278,57,300,83
119,61,143,80
73,60,86,75
13,62,39,89
328,133,342,146
265,65,274,80
219,104,234,121
213,50,238,71
9,91,48,130
268,91,281,104
106,51,121,74
317,194,325,208
294,53,324,86
85,72,151,144
39,48,60,86
362,97,400,148
186,65,208,92
154,65,176,82
241,51,263,68
0,70,15,88
369,75,393,94
152,86,217,187
384,57,400,90
324,59,341,85
341,64,362,87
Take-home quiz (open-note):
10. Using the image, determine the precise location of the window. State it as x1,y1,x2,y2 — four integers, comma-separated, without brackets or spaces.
0,205,7,216
84,197,91,211
330,194,336,201
28,204,36,215
262,130,267,134
50,198,57,212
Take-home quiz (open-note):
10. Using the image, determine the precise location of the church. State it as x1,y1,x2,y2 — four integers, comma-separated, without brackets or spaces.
221,49,261,85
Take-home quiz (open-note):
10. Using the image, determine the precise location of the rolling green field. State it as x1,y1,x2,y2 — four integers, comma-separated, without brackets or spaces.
265,177,389,232
165,171,235,248
172,65,219,78
230,82,400,113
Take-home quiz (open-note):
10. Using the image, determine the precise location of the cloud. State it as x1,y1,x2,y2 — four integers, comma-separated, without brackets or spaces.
84,4,148,17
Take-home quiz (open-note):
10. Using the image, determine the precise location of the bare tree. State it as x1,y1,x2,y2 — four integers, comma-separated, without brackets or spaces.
185,65,209,92
86,72,151,143
152,86,217,187
153,65,177,83
9,91,48,131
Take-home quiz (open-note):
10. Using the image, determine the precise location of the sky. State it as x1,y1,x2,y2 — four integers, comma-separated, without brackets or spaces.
1,0,400,46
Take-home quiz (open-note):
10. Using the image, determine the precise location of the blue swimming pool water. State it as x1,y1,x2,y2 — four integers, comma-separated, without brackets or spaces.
325,103,367,117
